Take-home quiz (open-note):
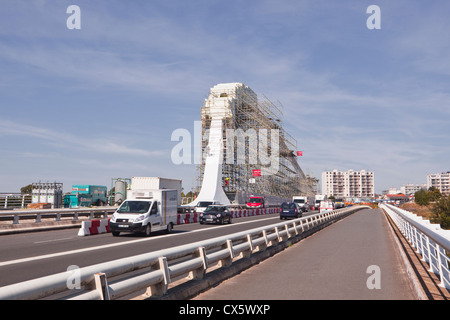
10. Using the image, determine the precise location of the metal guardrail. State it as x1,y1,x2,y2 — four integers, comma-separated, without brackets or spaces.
381,204,450,290
0,207,116,224
0,206,367,300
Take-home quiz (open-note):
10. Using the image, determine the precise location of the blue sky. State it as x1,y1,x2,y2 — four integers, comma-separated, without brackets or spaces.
0,0,449,194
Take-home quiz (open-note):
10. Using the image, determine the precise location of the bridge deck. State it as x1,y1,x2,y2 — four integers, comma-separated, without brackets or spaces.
194,208,434,300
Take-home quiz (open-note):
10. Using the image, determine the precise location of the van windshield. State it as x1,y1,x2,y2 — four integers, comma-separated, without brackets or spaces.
293,199,305,203
196,201,213,207
117,201,151,214
248,198,263,203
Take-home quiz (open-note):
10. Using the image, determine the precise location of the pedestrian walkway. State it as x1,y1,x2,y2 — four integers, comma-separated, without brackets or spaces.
194,208,419,300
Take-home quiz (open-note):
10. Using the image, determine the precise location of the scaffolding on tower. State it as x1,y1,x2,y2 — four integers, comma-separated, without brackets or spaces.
193,83,317,206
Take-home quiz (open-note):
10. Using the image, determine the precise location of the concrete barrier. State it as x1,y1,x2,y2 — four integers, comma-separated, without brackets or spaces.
177,213,199,224
78,219,110,236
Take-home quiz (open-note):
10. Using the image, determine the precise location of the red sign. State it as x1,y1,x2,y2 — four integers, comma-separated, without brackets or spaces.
252,169,261,177
297,151,303,156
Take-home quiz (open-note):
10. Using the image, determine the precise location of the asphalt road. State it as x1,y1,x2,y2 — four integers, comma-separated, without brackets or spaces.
194,208,418,300
0,211,317,287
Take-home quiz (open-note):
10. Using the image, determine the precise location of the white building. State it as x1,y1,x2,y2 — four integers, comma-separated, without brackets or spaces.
401,184,427,195
386,184,427,196
427,172,450,196
322,169,374,198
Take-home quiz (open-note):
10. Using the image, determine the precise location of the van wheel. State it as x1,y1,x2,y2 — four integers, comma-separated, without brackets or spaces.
166,223,173,234
144,224,151,237
112,231,120,237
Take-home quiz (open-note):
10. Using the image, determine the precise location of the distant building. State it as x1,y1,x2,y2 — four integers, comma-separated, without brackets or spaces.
427,172,450,196
388,184,427,196
401,184,427,195
321,169,374,198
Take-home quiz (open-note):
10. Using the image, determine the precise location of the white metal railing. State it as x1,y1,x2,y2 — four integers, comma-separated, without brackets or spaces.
0,193,32,209
0,207,116,225
0,206,367,300
381,204,450,290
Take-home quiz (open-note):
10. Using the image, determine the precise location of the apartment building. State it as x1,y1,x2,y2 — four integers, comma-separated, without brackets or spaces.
427,172,450,196
402,184,427,195
322,169,375,198
387,184,427,195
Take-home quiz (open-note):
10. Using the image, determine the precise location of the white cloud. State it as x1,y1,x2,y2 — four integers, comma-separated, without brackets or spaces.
0,119,164,158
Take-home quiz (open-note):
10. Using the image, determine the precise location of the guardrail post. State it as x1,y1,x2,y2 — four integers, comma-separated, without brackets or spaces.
189,247,207,280
36,213,41,223
284,224,290,239
13,214,19,225
219,240,234,267
94,273,111,300
293,221,299,235
312,216,318,228
424,233,436,261
299,219,305,233
413,228,420,253
257,230,268,252
148,257,170,297
426,239,435,273
436,244,445,288
273,227,281,244
419,232,426,261
241,234,253,258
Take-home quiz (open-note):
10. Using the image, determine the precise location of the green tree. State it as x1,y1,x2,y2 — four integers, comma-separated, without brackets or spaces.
428,187,442,202
414,189,430,206
20,184,33,195
432,196,450,230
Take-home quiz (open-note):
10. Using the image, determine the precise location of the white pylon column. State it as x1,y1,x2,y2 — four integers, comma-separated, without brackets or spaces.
189,117,230,206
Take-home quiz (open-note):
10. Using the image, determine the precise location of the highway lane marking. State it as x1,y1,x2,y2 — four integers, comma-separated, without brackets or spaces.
34,237,74,244
0,216,280,267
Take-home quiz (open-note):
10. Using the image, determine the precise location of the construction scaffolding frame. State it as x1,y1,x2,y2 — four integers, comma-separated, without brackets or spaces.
196,83,316,204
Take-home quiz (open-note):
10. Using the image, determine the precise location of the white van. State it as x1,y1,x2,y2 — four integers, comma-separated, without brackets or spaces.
109,189,177,236
319,200,334,214
193,200,220,214
292,196,308,212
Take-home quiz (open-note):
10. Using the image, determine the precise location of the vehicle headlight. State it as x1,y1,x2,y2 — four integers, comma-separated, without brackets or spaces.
134,215,145,222
199,213,203,217
110,215,116,223
217,214,221,218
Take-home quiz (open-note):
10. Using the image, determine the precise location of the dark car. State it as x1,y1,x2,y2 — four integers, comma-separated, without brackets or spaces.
280,202,302,219
199,205,232,225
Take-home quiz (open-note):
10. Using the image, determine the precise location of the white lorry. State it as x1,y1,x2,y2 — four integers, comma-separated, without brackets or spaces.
314,194,327,210
292,196,309,212
109,189,178,237
129,177,182,205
